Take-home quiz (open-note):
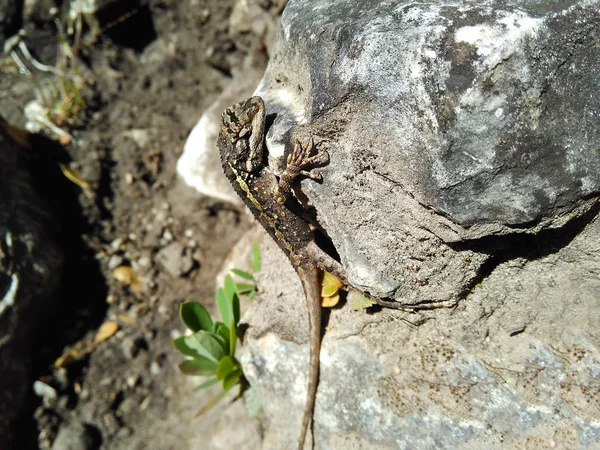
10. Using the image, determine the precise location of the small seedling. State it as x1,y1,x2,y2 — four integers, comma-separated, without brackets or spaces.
173,244,262,418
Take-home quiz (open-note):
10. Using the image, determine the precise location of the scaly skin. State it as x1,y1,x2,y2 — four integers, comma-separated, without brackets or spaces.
218,96,343,449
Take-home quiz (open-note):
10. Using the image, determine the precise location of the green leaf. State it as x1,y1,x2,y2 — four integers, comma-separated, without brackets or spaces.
213,322,231,354
223,275,240,325
184,331,226,363
216,355,235,380
235,283,256,294
229,320,237,355
247,290,257,301
244,387,263,419
193,377,219,391
230,268,255,281
179,358,218,376
232,289,240,325
348,291,375,310
216,288,232,328
173,336,201,358
179,302,213,333
251,243,261,273
222,369,242,391
224,274,237,302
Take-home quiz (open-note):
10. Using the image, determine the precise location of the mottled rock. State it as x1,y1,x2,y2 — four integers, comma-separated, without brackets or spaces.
255,0,599,303
234,0,600,448
242,214,600,449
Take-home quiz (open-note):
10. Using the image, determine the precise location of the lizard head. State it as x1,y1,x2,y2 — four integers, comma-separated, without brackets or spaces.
219,96,265,173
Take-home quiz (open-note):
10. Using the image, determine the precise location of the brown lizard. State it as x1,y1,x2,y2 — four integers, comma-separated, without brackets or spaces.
218,96,346,449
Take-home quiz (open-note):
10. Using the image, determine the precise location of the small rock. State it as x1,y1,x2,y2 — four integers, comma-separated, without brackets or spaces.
110,238,124,251
115,426,133,438
161,228,174,242
50,421,100,450
126,374,140,388
107,254,124,270
120,338,137,359
155,242,194,277
136,254,151,269
153,208,168,223
150,360,161,376
33,380,57,401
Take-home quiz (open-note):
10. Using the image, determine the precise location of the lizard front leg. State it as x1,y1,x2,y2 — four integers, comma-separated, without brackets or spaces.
275,138,329,205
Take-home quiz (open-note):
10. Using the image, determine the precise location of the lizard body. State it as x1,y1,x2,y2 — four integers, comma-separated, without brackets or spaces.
218,96,340,449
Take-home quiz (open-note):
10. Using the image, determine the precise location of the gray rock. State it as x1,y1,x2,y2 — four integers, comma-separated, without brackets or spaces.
51,421,101,450
241,214,600,449
155,242,194,277
231,0,600,448
254,0,599,304
0,122,63,448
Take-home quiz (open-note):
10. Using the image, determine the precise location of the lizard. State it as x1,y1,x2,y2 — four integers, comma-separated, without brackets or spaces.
218,96,347,450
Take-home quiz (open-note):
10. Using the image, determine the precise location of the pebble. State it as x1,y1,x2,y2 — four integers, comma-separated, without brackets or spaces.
110,238,124,251
150,360,161,376
155,242,194,277
33,380,57,401
108,255,124,270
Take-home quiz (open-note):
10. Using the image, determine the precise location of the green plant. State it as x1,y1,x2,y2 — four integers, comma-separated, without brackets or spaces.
173,244,262,418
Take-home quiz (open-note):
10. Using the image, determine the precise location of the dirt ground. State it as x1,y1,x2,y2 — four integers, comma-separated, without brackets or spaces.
2,1,279,448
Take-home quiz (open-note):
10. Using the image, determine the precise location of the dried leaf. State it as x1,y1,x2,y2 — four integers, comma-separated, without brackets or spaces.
53,339,94,368
116,313,137,324
58,163,92,192
113,265,142,293
321,293,340,308
94,321,119,344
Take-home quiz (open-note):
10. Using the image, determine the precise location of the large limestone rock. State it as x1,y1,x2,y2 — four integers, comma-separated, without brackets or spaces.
255,0,600,304
232,0,600,449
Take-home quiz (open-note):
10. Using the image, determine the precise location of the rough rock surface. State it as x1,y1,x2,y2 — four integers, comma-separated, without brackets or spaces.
0,124,63,448
254,0,599,304
230,0,600,449
241,213,600,450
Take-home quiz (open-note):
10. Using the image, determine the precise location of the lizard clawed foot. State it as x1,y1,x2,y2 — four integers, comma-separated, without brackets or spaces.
277,137,329,204
289,138,329,172
285,138,329,181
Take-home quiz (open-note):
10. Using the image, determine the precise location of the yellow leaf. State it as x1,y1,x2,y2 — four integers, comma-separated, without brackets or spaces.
113,265,142,293
321,293,339,308
58,163,92,192
116,313,137,324
53,339,94,368
321,271,342,297
94,321,119,344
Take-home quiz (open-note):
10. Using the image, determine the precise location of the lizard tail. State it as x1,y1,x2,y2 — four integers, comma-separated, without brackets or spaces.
296,264,322,450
